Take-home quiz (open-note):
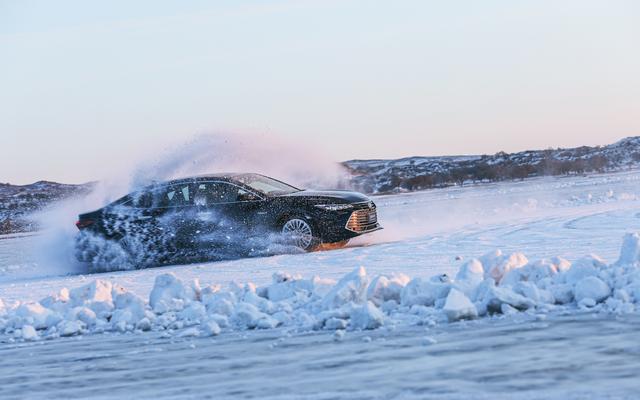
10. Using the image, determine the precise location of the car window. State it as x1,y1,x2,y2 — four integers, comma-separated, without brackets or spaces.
116,191,153,209
161,185,191,207
132,192,153,208
193,182,241,206
235,174,299,195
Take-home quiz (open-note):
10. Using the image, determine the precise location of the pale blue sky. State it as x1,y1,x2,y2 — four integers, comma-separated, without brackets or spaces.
1,0,639,184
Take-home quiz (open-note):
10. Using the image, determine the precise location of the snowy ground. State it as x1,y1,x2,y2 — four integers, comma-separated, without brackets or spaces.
2,170,640,398
2,313,639,400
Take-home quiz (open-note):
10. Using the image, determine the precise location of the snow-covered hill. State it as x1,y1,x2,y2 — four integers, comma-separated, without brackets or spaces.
0,181,93,234
344,136,640,193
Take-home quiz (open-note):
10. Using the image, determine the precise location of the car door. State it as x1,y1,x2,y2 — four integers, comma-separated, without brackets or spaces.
232,185,269,232
191,181,265,248
153,182,199,252
103,190,156,238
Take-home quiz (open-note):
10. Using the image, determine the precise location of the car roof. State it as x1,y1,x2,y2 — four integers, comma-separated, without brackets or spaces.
191,172,241,179
164,173,248,186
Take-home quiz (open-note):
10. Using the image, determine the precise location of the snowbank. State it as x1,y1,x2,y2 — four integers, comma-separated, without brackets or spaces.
3,233,640,341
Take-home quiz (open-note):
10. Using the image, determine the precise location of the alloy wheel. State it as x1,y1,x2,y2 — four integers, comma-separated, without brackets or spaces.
282,218,314,250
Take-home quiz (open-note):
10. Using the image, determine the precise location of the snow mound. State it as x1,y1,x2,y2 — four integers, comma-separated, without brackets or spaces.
3,233,640,341
443,289,477,321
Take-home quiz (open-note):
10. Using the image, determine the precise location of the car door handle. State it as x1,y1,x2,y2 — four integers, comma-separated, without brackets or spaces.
137,215,153,220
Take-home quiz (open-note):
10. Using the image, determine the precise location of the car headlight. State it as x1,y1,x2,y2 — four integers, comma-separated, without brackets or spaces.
314,204,354,211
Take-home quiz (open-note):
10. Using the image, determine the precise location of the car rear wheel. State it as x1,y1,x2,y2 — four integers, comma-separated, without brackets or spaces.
281,218,318,251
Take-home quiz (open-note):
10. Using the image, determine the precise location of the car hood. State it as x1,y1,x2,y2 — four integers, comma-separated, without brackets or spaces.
278,190,371,204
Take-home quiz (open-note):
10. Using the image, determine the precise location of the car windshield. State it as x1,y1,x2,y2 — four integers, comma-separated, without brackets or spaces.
235,174,300,195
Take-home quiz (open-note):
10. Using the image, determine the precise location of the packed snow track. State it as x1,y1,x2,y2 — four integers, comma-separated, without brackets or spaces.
2,170,640,399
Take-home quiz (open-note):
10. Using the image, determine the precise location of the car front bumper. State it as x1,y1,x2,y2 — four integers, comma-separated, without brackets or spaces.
316,201,383,242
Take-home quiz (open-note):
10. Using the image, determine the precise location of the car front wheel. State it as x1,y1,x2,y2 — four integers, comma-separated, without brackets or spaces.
281,218,319,251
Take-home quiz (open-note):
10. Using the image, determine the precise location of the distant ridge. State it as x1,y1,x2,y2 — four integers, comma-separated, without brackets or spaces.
343,136,640,194
0,181,93,234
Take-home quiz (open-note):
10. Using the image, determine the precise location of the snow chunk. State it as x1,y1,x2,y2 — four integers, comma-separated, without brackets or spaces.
324,317,348,330
322,267,369,309
455,259,484,286
549,283,574,304
39,288,70,312
59,320,84,337
202,320,221,336
21,325,38,341
443,289,477,321
70,280,112,304
66,307,97,327
501,258,565,287
149,273,198,313
513,281,554,304
422,336,437,346
264,272,318,302
111,291,149,328
454,259,484,297
69,280,114,318
367,273,409,306
243,290,275,314
574,276,611,303
136,317,151,331
564,256,606,285
201,287,237,316
349,301,384,330
479,250,503,275
178,302,207,325
617,233,640,265
178,327,200,338
478,284,535,314
400,276,451,307
551,256,572,273
579,298,596,308
501,303,518,315
232,302,279,329
484,252,528,283
15,302,60,330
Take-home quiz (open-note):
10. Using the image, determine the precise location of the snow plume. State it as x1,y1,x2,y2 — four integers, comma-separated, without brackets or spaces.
27,188,115,277
128,132,350,191
27,132,349,274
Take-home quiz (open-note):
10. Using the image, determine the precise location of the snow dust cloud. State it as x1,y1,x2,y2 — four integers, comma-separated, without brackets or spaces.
128,133,350,192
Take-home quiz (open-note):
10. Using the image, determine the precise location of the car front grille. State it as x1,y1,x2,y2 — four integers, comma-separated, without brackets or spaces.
345,202,379,233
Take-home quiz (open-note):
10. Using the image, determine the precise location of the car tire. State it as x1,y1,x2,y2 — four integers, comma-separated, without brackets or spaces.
314,239,350,251
331,240,350,249
281,217,320,251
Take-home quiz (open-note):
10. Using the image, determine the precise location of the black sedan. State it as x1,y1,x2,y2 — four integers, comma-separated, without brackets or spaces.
75,173,381,267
